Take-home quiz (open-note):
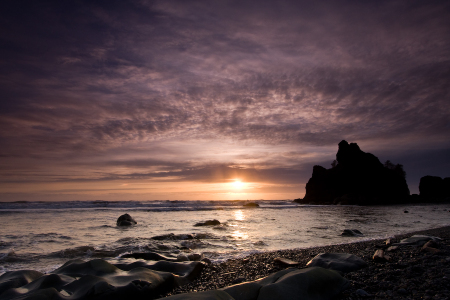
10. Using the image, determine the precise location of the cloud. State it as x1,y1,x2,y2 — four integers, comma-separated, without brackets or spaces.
0,0,449,199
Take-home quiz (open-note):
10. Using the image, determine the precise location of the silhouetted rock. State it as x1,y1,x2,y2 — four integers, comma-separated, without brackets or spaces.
116,213,137,226
419,176,450,201
194,219,220,226
243,202,259,207
300,140,410,205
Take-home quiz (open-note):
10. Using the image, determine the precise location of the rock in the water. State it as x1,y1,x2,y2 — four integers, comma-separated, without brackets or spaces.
116,213,137,226
306,253,368,273
341,229,363,237
300,140,410,205
194,219,221,226
243,202,259,207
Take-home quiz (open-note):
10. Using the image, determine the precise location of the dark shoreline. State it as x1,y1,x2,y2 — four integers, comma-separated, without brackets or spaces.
162,225,450,299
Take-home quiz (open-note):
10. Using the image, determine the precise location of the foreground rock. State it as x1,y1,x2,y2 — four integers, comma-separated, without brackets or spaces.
116,213,137,226
0,259,206,300
306,253,368,273
159,267,349,300
297,140,410,205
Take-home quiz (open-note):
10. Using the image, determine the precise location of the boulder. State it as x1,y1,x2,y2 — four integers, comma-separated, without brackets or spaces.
194,219,221,226
306,253,368,273
394,235,442,246
341,229,363,237
116,213,137,226
243,202,259,207
301,140,410,205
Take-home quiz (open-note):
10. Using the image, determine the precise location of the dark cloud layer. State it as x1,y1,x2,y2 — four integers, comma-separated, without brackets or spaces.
0,0,449,200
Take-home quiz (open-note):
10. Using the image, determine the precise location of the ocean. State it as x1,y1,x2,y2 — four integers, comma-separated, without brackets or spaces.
1,200,449,276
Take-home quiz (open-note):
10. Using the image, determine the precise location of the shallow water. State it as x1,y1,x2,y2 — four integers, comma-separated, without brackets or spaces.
1,200,449,275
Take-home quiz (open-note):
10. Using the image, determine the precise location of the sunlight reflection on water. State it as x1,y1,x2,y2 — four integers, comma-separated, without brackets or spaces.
234,209,245,221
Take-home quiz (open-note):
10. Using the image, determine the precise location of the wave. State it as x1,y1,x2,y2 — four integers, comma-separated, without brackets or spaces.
0,200,296,212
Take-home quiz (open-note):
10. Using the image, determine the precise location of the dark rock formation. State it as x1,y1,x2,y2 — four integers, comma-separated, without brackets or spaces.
194,219,220,226
243,202,259,207
116,213,137,226
297,140,410,205
419,175,450,199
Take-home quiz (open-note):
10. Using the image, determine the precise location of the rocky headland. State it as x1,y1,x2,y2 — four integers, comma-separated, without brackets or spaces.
295,140,450,205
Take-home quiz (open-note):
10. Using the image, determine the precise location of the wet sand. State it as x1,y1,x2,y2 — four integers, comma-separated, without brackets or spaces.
163,225,450,299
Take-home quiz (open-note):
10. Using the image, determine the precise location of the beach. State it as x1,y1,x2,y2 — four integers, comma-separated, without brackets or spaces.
163,226,450,299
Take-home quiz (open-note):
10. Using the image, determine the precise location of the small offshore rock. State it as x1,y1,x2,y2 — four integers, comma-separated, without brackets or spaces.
116,213,137,226
243,202,259,207
194,219,221,226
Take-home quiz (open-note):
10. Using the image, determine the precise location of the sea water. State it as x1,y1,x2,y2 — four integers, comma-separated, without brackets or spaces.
1,200,449,275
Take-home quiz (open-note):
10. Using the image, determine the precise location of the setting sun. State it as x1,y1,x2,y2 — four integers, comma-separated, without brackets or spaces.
232,180,244,189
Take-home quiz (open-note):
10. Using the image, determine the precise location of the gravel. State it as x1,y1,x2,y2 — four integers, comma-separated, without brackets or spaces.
160,226,450,299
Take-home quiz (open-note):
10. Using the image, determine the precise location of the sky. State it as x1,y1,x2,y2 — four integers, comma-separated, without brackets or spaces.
0,0,449,201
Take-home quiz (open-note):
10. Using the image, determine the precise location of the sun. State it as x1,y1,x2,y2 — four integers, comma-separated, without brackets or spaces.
232,180,244,189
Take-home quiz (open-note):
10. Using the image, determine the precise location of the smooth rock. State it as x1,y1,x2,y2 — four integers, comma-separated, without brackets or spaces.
176,254,189,262
373,249,390,262
188,253,203,261
273,257,300,266
306,253,367,273
387,246,398,252
121,252,177,261
218,267,348,300
116,213,137,226
194,220,221,226
243,202,259,207
341,229,363,237
395,235,442,246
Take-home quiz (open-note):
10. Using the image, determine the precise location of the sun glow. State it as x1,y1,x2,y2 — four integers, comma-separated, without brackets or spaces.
232,180,244,189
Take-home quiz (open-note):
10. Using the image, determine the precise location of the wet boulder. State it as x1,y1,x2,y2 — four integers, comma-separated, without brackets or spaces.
194,219,221,226
116,213,137,226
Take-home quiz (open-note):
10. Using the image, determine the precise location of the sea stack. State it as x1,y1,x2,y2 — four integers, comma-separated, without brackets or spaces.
298,140,410,205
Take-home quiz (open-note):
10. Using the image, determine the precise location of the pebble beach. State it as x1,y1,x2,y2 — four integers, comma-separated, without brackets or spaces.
163,226,450,299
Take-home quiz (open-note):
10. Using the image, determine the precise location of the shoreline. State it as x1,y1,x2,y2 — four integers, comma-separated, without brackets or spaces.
162,225,450,299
